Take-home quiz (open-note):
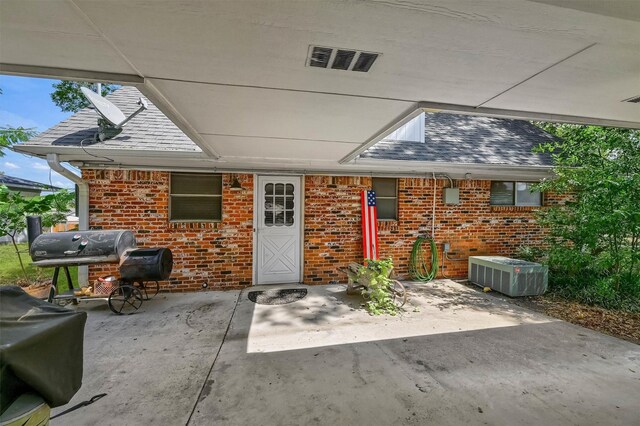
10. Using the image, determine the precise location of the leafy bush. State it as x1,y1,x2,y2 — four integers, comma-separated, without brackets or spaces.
0,186,74,283
533,123,640,311
358,258,400,315
516,245,545,263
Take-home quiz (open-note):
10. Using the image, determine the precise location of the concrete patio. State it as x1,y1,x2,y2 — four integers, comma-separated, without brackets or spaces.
52,280,640,425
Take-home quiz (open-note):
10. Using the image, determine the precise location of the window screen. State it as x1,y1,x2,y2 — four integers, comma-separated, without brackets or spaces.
372,178,398,220
170,173,222,221
490,181,541,206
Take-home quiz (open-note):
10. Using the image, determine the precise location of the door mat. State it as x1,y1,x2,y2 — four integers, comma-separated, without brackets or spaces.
247,288,308,305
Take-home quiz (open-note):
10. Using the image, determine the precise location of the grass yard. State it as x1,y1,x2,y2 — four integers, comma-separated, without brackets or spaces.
0,243,76,289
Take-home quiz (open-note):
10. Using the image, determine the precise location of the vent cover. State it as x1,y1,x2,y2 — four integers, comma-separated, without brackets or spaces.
307,46,380,72
623,95,640,104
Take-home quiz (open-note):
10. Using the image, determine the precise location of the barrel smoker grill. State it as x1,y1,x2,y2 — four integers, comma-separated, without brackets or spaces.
29,230,173,314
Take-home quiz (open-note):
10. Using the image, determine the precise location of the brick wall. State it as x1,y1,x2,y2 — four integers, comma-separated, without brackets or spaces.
304,176,561,283
84,169,253,291
303,176,370,283
85,169,562,290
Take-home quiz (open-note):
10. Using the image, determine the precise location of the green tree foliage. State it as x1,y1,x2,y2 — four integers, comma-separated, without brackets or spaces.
0,88,37,155
50,81,116,113
534,124,640,311
0,126,36,156
0,186,75,282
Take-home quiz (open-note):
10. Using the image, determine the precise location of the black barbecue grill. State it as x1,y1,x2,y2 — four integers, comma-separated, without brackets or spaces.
29,229,173,314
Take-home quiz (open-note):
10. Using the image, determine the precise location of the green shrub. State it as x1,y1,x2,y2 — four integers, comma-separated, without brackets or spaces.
532,123,640,312
516,245,545,263
358,258,400,315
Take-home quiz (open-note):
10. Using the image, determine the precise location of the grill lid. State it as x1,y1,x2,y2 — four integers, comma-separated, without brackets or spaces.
30,230,137,267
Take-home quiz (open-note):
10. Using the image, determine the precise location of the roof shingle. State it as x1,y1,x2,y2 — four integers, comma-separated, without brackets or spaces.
359,113,555,166
23,86,201,153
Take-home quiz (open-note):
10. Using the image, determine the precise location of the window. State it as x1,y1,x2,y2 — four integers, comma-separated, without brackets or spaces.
490,181,541,206
170,173,222,221
264,182,295,227
372,178,398,220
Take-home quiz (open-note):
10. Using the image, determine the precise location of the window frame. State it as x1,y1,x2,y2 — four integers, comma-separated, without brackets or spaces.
490,181,542,207
169,172,223,222
372,177,399,221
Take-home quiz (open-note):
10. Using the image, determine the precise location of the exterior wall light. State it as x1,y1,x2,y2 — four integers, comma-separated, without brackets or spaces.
230,176,243,190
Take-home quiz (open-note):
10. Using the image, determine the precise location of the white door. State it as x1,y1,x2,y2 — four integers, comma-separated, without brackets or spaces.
256,176,301,284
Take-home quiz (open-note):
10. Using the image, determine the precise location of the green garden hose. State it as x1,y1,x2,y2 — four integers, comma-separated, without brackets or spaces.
409,236,439,282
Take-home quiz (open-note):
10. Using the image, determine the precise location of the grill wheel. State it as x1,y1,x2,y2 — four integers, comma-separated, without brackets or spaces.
108,284,143,315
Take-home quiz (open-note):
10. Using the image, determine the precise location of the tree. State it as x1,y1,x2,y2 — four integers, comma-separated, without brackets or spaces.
0,126,36,156
534,123,640,310
0,186,75,282
50,81,116,113
0,88,37,155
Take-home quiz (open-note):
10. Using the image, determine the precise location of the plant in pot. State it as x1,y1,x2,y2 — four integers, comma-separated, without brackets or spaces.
357,258,406,315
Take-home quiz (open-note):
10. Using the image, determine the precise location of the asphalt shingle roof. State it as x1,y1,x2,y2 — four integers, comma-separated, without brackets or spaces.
23,86,201,153
0,174,61,191
359,113,555,167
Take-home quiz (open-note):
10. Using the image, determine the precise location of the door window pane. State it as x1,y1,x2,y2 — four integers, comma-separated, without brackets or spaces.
264,182,295,227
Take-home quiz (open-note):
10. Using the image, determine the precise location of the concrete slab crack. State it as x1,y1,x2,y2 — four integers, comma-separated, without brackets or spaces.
185,291,242,425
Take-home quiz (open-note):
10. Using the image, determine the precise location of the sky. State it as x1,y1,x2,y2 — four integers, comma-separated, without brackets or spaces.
0,75,74,188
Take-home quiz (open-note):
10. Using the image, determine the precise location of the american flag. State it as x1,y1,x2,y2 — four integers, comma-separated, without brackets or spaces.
361,190,379,260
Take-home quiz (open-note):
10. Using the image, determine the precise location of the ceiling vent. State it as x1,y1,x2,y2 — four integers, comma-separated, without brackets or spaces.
307,46,380,72
623,95,640,104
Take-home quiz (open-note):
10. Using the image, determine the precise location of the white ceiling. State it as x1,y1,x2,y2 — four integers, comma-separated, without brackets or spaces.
1,0,639,170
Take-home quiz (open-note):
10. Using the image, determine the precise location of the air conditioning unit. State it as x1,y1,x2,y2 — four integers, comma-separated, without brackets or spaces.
468,256,548,297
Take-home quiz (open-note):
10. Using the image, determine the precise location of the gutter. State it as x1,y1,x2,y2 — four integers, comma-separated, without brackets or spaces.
47,153,89,286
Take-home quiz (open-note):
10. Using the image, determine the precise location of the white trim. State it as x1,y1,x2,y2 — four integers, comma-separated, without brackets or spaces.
252,173,258,285
67,161,553,181
0,63,144,84
299,176,305,284
417,101,640,128
12,144,209,159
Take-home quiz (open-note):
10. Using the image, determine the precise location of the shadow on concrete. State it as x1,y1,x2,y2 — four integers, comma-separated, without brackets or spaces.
190,313,640,426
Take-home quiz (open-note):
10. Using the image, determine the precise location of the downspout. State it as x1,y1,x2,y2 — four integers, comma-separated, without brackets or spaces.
431,172,436,239
47,153,89,285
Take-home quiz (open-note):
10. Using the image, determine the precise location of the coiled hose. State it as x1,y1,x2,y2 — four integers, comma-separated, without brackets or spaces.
409,236,439,282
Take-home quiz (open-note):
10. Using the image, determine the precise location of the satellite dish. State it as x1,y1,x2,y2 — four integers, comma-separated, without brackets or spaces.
81,86,148,141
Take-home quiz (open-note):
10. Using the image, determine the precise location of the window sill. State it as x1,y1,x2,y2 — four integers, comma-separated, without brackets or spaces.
168,221,222,230
169,219,222,223
377,220,399,231
490,205,542,212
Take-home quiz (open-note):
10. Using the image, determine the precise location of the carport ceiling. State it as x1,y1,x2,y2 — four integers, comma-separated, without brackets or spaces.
1,0,639,167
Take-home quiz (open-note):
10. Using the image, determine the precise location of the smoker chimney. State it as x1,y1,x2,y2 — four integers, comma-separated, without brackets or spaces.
26,216,42,249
